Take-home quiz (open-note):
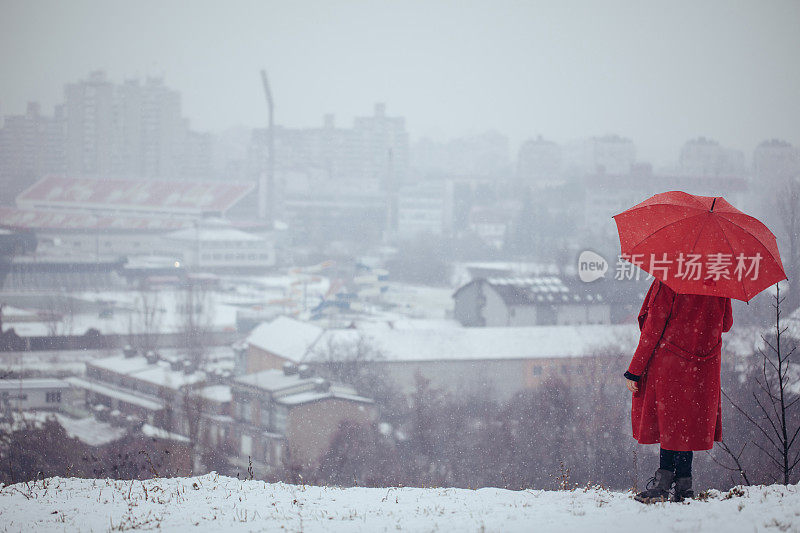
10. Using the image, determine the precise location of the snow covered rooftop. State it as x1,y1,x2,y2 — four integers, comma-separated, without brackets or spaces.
65,377,164,411
247,316,325,361
249,316,640,364
165,223,265,243
197,385,232,404
0,379,69,391
141,423,190,443
454,276,604,305
53,414,127,447
234,369,320,393
87,356,205,390
276,390,374,407
311,323,639,363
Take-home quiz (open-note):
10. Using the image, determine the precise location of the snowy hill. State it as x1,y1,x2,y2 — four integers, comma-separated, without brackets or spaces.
1,474,798,532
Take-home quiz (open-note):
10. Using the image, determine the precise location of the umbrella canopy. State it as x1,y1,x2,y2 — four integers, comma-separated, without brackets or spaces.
612,191,787,302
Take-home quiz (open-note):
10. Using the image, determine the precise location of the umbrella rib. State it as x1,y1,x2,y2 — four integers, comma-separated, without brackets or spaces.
686,212,712,256
711,215,748,301
713,214,783,268
714,216,787,301
627,212,707,251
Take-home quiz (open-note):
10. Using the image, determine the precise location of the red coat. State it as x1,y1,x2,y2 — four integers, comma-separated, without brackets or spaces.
627,279,733,451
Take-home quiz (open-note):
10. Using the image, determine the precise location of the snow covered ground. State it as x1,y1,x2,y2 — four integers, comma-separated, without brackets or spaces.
1,474,798,532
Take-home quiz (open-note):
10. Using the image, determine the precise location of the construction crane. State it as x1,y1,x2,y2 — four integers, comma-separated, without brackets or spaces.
259,69,275,227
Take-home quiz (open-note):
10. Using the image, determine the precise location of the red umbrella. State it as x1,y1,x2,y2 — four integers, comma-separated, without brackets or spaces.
612,191,787,302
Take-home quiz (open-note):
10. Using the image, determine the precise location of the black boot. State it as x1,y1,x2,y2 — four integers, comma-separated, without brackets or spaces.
634,468,674,503
672,476,693,502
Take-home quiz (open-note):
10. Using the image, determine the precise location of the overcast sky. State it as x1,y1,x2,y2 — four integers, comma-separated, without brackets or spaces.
1,0,799,165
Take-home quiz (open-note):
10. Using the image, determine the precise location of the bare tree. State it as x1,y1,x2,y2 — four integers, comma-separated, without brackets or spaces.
307,332,411,428
723,283,800,484
180,279,213,370
132,287,163,354
43,295,75,338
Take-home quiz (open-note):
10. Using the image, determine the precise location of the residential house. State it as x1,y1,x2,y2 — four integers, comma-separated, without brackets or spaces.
452,276,610,327
230,363,375,473
0,379,71,412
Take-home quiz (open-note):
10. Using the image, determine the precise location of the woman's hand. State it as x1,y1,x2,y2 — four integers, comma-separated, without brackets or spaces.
626,379,638,393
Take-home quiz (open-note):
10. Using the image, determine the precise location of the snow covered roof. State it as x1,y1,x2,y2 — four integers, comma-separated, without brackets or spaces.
54,414,127,447
197,385,232,404
309,324,640,363
142,423,190,443
65,377,164,411
0,379,69,391
454,276,604,305
89,356,152,375
247,316,638,365
165,224,265,243
247,316,325,362
234,369,319,393
276,390,374,407
87,356,205,390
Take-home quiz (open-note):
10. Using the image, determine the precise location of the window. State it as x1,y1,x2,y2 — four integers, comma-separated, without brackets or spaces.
46,391,62,403
239,398,252,421
532,365,542,376
241,434,252,457
561,365,569,375
274,406,288,433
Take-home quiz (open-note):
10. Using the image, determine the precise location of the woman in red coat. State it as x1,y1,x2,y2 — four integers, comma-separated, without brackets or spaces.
624,278,733,503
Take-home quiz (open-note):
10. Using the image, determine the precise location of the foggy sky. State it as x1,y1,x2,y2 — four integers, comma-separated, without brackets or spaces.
1,0,799,166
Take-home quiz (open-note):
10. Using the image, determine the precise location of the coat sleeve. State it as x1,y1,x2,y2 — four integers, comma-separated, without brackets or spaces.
627,281,676,377
722,298,733,333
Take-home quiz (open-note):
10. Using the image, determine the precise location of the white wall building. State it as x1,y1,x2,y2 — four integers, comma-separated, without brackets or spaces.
163,218,275,270
0,379,71,411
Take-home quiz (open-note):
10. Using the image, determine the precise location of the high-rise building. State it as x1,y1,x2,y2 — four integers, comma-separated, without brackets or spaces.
138,77,184,179
411,131,510,179
250,103,410,187
351,103,409,184
563,135,636,177
0,102,65,203
516,135,562,182
753,139,800,186
64,70,115,177
64,71,197,180
678,137,745,177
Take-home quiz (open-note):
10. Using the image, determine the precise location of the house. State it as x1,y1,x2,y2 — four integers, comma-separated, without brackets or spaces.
229,363,376,473
244,315,641,402
162,218,276,271
245,316,325,374
0,379,71,412
67,344,374,474
66,350,206,433
452,276,610,327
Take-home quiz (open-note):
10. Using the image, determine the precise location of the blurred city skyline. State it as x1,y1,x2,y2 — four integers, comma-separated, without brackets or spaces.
2,0,799,166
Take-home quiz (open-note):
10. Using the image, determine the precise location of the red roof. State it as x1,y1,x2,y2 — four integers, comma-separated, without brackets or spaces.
0,207,194,231
17,176,254,215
